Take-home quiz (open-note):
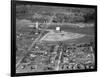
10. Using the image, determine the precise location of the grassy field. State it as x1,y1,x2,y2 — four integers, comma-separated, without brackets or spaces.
42,35,94,45
48,24,95,35
43,24,95,44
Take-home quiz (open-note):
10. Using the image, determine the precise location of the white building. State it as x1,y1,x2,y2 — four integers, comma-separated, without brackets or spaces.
56,27,61,32
36,22,39,29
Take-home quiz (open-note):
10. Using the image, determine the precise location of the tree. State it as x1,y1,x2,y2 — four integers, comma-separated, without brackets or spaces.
83,11,95,23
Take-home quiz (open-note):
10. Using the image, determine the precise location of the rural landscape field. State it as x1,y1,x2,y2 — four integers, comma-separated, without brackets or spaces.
16,4,96,73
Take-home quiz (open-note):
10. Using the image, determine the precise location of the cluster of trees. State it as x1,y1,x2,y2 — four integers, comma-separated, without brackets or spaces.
53,14,85,23
16,5,96,23
83,11,95,23
53,11,95,23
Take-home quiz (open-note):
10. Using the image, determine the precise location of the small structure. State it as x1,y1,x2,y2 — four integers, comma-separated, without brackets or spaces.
36,22,39,29
55,27,61,32
35,22,39,35
56,27,60,31
29,22,39,34
21,65,25,69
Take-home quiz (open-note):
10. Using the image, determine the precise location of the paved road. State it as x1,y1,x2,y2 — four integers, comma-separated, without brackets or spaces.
16,13,56,69
55,46,63,70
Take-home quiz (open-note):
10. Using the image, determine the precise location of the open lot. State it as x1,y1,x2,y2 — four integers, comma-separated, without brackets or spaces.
40,30,85,42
